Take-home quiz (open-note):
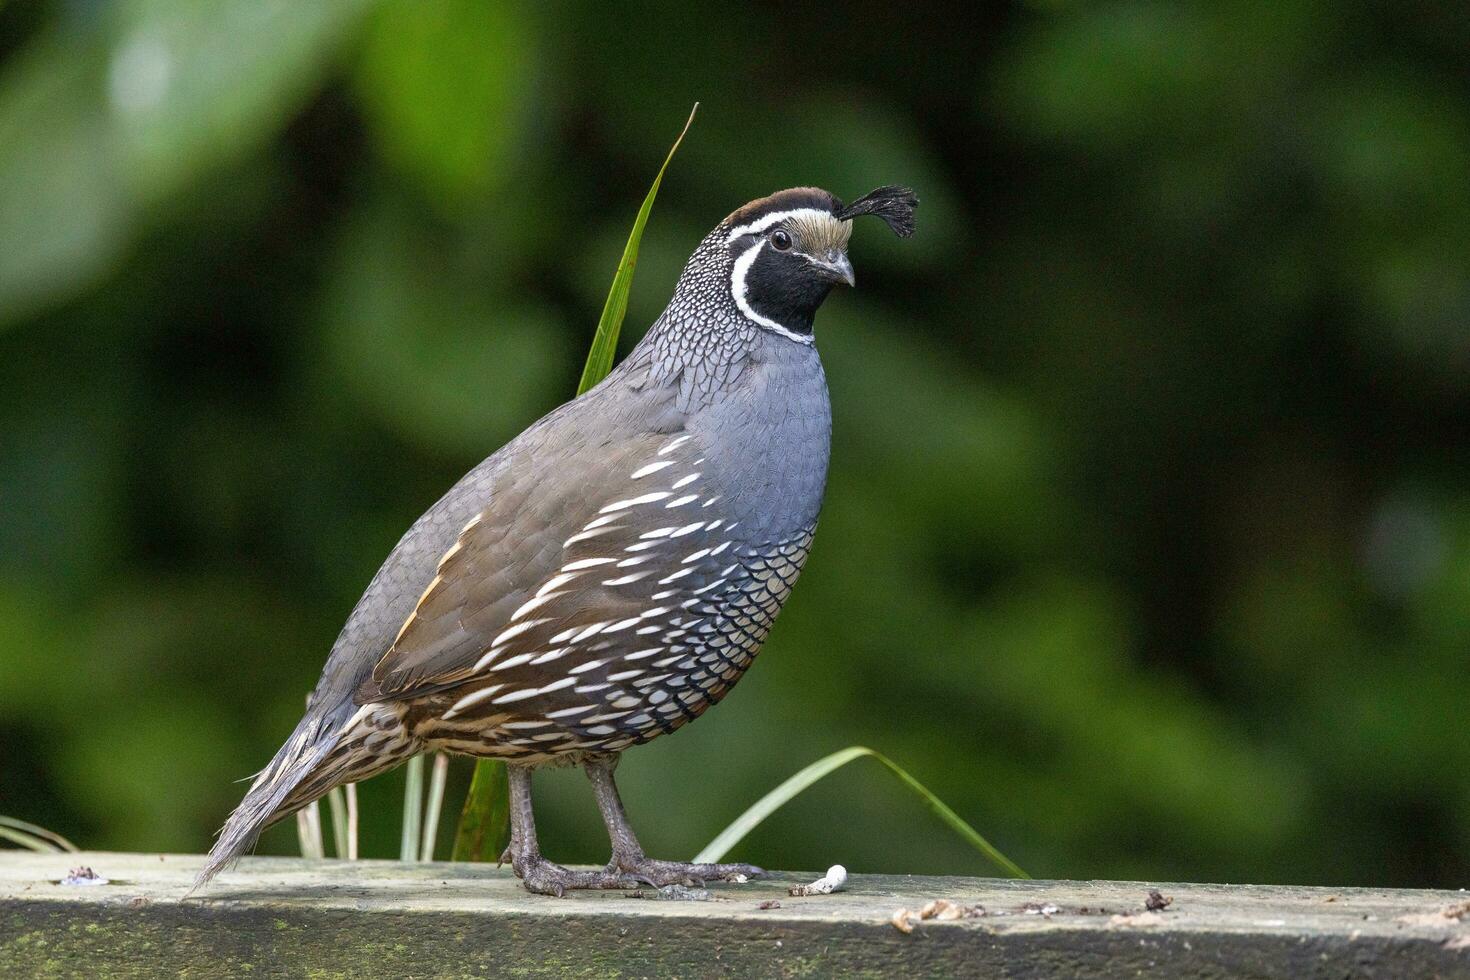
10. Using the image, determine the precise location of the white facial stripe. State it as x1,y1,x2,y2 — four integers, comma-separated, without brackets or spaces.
764,321,817,343
724,207,832,244
729,240,815,346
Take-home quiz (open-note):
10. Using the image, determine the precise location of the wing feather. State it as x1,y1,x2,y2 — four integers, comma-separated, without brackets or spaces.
363,429,702,702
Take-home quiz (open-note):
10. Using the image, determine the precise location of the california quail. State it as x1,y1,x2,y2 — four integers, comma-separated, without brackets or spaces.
198,184,918,895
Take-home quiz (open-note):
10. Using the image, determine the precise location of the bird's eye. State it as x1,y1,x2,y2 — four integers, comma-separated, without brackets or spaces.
770,230,793,251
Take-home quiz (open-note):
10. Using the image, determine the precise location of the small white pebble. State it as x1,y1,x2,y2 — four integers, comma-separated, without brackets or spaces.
789,864,847,897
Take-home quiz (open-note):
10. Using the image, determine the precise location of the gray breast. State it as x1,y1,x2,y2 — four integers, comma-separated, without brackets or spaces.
406,339,832,761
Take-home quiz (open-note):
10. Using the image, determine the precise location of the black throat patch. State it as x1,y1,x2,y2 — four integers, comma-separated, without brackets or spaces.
742,246,834,336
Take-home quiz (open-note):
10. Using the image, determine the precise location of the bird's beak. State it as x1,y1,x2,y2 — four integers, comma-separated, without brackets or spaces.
812,250,856,287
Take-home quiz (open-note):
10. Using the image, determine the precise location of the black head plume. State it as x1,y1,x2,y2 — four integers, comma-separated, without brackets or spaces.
834,185,919,238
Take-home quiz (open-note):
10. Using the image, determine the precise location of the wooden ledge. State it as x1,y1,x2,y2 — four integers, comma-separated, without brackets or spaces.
2,852,1467,977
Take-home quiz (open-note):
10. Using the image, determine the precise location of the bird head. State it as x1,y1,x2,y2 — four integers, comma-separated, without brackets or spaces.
711,185,918,342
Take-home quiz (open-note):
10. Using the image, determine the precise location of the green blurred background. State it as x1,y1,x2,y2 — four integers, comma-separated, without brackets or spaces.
2,0,1468,889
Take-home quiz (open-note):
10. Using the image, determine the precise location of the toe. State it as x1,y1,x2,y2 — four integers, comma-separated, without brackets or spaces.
619,859,764,887
521,875,566,898
621,872,659,889
721,863,767,881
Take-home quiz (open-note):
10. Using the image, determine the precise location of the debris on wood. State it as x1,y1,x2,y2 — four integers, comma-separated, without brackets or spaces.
788,865,847,897
1396,901,1470,929
1110,910,1164,927
920,900,951,920
921,899,976,921
59,867,108,887
1145,889,1173,912
890,898,986,932
623,884,714,902
757,900,782,910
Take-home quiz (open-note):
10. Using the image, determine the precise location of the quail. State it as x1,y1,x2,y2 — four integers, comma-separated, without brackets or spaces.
198,184,918,895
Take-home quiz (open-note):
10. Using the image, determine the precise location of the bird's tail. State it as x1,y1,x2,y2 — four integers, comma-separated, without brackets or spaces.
193,702,415,891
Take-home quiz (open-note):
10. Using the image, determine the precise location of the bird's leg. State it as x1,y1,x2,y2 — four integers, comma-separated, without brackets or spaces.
584,756,765,886
505,763,637,896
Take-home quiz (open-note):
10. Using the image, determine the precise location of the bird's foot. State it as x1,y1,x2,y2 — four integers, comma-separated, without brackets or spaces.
611,856,767,887
513,856,643,897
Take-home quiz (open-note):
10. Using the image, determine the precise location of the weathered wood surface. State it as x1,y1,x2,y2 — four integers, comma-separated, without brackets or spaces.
1,852,1466,978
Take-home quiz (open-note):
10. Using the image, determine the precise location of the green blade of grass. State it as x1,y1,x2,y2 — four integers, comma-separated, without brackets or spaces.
296,799,325,860
453,104,699,861
576,103,698,395
693,746,1030,879
451,753,510,862
326,785,350,860
344,782,359,860
0,826,60,852
423,754,450,860
420,753,449,862
0,815,78,853
400,753,425,862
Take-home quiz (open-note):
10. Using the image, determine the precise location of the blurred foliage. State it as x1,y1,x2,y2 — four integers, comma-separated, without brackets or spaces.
1,0,1467,888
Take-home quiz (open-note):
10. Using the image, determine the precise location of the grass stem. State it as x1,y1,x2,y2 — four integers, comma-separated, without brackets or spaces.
421,753,449,861
401,753,425,862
